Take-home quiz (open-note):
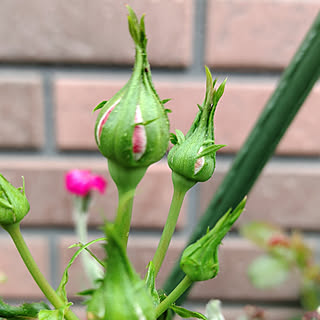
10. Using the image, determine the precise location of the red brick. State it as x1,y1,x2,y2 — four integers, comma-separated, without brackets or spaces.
55,77,320,155
0,234,49,299
0,0,193,67
0,74,44,148
205,0,320,69
216,83,320,155
200,164,320,230
0,158,186,229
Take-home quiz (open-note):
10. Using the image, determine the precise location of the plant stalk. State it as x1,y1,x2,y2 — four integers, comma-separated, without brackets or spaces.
152,184,186,276
4,223,79,320
155,275,193,318
114,188,135,247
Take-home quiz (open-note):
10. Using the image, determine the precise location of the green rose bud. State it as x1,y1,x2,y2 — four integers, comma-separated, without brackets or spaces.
0,174,30,227
168,67,226,182
180,198,246,281
102,224,156,320
94,6,170,169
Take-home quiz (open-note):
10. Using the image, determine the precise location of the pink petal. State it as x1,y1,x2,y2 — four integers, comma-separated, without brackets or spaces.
89,175,107,194
194,147,205,174
132,105,146,160
65,169,107,197
96,99,120,145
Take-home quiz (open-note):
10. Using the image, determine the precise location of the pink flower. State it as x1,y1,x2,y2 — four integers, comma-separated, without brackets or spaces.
65,169,107,197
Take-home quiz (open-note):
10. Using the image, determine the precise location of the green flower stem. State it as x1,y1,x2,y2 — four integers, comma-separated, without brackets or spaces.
114,189,135,247
108,160,147,248
155,275,193,318
73,198,103,287
3,223,79,320
152,172,195,276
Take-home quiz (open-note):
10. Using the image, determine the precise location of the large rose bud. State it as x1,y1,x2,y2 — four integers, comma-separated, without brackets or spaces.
168,67,225,183
0,174,30,227
94,6,170,170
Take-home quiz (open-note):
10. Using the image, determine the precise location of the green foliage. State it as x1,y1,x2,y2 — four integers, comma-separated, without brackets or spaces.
95,224,155,320
247,255,290,289
145,262,160,306
57,238,106,304
0,299,50,319
242,221,320,310
38,305,71,320
169,305,207,320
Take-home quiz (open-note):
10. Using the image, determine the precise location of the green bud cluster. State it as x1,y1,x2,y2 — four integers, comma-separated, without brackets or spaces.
0,174,30,227
180,198,246,281
94,6,170,170
168,67,226,182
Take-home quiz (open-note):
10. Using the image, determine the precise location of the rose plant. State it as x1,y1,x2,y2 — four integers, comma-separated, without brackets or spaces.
0,5,319,320
0,6,246,320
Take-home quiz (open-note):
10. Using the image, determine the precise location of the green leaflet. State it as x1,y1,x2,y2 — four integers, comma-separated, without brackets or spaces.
56,238,107,303
38,304,71,320
145,261,160,306
196,144,226,159
169,305,207,320
93,101,107,112
0,299,50,319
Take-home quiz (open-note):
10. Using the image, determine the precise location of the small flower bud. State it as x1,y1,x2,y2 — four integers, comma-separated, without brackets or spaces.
168,67,225,182
94,6,170,170
0,174,30,226
180,198,246,281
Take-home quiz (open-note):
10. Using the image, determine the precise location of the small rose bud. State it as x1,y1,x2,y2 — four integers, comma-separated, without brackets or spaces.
168,67,225,183
94,6,170,170
180,198,246,281
0,174,30,227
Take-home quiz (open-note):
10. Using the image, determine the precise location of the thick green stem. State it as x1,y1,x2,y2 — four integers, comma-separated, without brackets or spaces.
152,172,195,277
108,160,147,247
114,189,135,247
3,223,79,320
155,275,193,318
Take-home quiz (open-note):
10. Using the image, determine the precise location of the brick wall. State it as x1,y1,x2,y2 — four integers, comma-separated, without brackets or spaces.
0,1,319,319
